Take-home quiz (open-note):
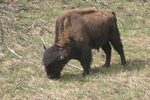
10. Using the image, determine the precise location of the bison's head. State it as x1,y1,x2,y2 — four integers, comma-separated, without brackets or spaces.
42,45,69,79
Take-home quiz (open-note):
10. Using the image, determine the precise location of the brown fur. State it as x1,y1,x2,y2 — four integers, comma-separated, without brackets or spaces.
55,8,116,49
42,8,127,79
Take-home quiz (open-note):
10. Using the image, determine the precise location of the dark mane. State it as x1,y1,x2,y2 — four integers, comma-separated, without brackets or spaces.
42,45,69,67
42,45,60,67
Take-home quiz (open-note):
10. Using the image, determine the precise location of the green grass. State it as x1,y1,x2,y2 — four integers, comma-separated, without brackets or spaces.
0,0,150,100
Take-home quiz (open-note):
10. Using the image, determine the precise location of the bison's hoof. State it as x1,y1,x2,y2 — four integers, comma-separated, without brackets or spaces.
123,64,128,68
47,75,61,80
82,72,89,77
101,64,110,68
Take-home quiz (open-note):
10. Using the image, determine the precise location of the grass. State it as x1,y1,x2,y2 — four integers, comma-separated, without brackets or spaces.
0,0,150,100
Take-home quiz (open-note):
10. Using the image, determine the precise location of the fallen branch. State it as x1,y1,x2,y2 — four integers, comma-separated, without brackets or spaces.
7,47,22,59
44,0,51,8
7,46,33,64
67,63,83,71
0,9,13,15
40,37,52,50
40,37,45,45
40,37,47,50
0,68,5,73
12,80,28,93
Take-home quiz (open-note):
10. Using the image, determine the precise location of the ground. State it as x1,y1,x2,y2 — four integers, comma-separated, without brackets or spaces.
0,0,150,100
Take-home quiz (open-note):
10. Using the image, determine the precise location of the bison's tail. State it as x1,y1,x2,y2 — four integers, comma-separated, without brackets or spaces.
111,11,116,16
109,11,121,40
110,11,120,33
111,11,117,23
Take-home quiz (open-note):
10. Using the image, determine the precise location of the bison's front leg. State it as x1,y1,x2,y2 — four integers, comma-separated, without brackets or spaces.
81,61,91,76
101,42,112,67
79,47,92,77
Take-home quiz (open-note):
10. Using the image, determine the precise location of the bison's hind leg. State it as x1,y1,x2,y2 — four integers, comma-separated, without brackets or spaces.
110,40,127,67
101,41,112,67
109,29,127,67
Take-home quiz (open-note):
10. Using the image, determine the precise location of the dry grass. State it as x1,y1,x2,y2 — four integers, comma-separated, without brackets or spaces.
0,0,150,100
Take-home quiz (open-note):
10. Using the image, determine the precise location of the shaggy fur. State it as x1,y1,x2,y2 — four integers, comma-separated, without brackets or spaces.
42,8,127,79
42,45,69,79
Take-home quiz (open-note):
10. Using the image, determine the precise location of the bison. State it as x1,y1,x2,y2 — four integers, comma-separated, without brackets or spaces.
42,8,127,79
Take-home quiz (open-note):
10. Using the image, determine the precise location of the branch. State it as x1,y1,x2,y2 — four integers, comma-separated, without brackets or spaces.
40,37,47,50
7,46,33,64
40,37,47,49
12,80,28,93
0,68,5,73
44,0,51,8
0,9,13,15
67,63,83,71
7,47,22,59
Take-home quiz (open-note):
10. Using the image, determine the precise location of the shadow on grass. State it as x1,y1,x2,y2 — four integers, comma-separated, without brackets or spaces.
59,58,149,81
91,58,149,73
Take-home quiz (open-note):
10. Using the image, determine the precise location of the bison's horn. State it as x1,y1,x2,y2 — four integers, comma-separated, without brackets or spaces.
58,55,64,61
43,45,47,50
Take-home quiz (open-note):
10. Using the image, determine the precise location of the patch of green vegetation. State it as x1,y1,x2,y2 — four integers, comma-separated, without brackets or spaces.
18,0,25,4
18,14,26,19
2,53,15,61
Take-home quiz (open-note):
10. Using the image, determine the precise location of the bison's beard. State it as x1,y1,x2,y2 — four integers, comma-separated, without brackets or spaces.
42,45,69,79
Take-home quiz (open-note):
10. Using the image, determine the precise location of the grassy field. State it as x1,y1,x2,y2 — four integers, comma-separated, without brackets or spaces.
0,0,150,100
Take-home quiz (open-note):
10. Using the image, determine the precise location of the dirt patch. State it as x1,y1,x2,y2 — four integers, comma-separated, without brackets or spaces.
31,27,42,36
1,60,13,66
0,53,5,60
1,58,21,66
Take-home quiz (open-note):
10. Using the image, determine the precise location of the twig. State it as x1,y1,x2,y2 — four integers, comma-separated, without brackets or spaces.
0,9,13,15
0,68,5,73
14,23,26,33
40,37,46,45
44,0,51,8
7,46,34,64
40,37,52,50
12,80,28,93
40,37,47,50
7,47,22,59
67,63,83,71
0,16,11,21
9,29,40,59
